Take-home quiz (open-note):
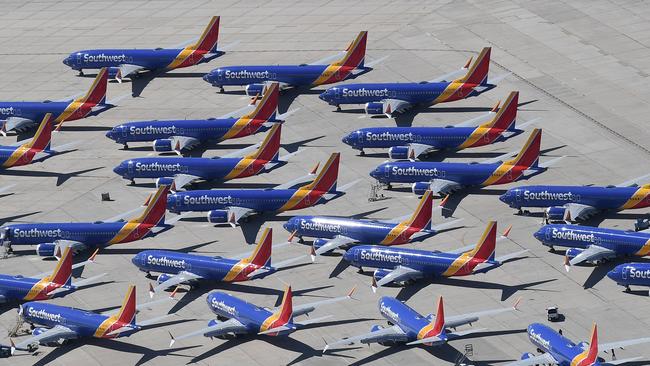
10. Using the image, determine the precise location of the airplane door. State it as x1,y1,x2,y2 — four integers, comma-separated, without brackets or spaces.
354,250,359,262
127,161,134,175
622,266,629,280
545,229,551,241
76,53,82,64
122,127,128,138
384,165,390,178
335,88,341,98
516,190,522,202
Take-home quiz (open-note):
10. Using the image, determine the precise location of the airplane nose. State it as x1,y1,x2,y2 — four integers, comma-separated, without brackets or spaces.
369,168,380,179
105,130,114,140
113,164,125,176
203,74,210,82
342,249,354,262
499,193,508,204
533,228,544,241
131,254,141,267
166,194,176,209
606,268,618,280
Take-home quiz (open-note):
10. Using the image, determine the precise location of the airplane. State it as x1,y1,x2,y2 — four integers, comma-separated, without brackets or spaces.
169,284,354,346
0,114,72,169
323,295,520,352
0,68,110,133
533,224,650,270
506,322,650,365
341,91,536,159
283,190,461,256
370,129,563,195
0,185,180,257
336,221,526,291
10,284,178,354
63,16,225,82
166,152,359,226
607,262,650,292
112,123,295,188
318,47,508,117
105,82,289,153
0,247,104,303
203,31,380,94
132,227,307,297
499,173,650,223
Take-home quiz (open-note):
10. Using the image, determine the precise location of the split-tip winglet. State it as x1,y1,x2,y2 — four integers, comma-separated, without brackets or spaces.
89,248,99,262
250,93,260,106
463,56,473,69
513,297,522,310
490,100,500,113
288,230,297,243
309,162,320,175
439,194,450,208
148,283,155,299
143,193,152,207
310,245,316,263
347,286,357,299
170,286,179,299
563,256,571,272
371,277,378,293
9,338,16,355
168,331,176,348
322,344,330,353
502,225,513,238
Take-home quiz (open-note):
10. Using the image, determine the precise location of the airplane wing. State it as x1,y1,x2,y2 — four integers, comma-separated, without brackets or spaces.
173,174,202,190
481,150,518,164
372,266,423,291
503,353,558,366
617,173,650,187
564,203,598,221
350,56,389,75
406,143,436,161
169,318,247,346
322,179,362,202
150,212,189,234
428,67,469,83
567,245,618,267
115,64,147,82
290,288,355,317
226,206,255,227
324,325,407,352
51,240,87,255
170,136,201,155
452,109,498,128
219,143,262,159
473,250,529,273
309,51,347,66
313,235,357,256
12,325,77,353
149,271,203,297
274,172,318,190
0,184,15,194
599,337,650,352
444,298,520,329
534,155,566,170
428,179,462,195
378,99,412,118
265,149,304,170
3,117,36,133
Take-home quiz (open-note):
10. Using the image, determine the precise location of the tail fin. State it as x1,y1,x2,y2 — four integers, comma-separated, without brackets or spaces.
400,190,433,231
247,123,281,162
26,113,53,152
466,221,497,262
419,296,446,339
81,67,108,105
333,31,367,68
272,285,293,325
193,16,220,53
247,227,273,267
583,323,599,365
132,185,170,226
484,91,518,131
300,152,340,193
48,246,73,287
115,285,137,325
242,82,279,122
508,128,541,169
454,47,491,85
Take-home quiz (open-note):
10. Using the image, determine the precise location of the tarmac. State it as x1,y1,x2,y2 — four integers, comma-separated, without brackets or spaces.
1,0,650,365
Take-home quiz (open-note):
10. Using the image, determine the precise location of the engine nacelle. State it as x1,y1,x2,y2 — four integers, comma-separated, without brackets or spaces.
157,273,173,285
521,353,536,360
373,268,392,283
388,146,409,160
107,67,122,81
245,83,265,97
152,139,173,152
545,206,569,223
32,327,49,337
365,102,384,115
207,210,229,224
312,238,331,252
36,243,56,257
205,319,238,339
156,177,174,188
411,182,430,196
565,247,584,261
370,324,384,332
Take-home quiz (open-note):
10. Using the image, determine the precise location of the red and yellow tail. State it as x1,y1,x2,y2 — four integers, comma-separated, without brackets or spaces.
48,247,73,286
483,91,518,131
454,47,491,85
273,285,293,325
299,152,340,193
246,123,281,162
242,82,279,122
333,31,367,68
115,285,137,325
418,296,445,340
81,67,108,105
26,113,53,152
399,190,433,231
507,128,541,169
465,221,497,262
132,185,170,226
192,16,220,53
247,227,273,267
572,323,598,365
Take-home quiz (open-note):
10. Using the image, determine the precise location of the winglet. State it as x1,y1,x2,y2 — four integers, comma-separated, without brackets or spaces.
371,277,378,293
88,248,99,263
168,331,176,348
513,297,522,310
288,230,297,243
502,225,512,238
564,256,571,272
490,100,500,113
347,286,357,299
309,162,320,175
10,338,15,355
463,56,473,69
310,245,316,263
439,194,450,209
149,282,156,299
170,286,179,299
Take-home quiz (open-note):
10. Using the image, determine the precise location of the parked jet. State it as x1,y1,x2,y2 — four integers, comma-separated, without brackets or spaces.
203,31,378,94
338,221,525,291
371,129,562,195
0,185,179,257
324,295,519,352
607,262,650,292
533,224,650,270
319,47,507,117
499,173,650,223
342,91,534,159
105,82,287,153
167,152,359,226
63,16,224,81
0,114,68,169
169,285,354,346
506,323,650,365
0,247,104,303
113,123,294,188
0,68,110,133
132,227,306,296
10,284,178,354
283,190,460,256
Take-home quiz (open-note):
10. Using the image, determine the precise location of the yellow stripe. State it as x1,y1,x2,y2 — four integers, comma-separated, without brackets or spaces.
221,117,252,140
277,189,310,212
312,65,343,86
107,222,140,244
223,158,255,180
93,317,117,338
458,127,490,149
432,82,464,104
222,260,248,281
621,187,650,209
23,277,50,301
441,253,473,277
635,238,650,257
2,145,31,167
167,48,196,70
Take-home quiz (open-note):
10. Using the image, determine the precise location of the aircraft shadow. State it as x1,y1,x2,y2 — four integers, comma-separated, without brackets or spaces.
58,126,112,132
0,166,104,186
0,211,41,226
278,87,324,113
101,240,218,256
582,256,650,289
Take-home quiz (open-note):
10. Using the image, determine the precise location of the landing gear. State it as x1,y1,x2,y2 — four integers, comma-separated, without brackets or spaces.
336,105,341,111
359,149,365,156
129,179,135,186
357,267,364,274
219,86,224,93
548,246,555,253
78,70,84,76
297,236,304,244
625,285,631,293
386,183,392,190
123,143,129,149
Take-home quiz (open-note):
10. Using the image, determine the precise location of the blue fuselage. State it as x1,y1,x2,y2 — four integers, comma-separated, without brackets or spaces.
371,161,500,185
204,65,353,88
0,102,70,123
63,49,204,71
319,82,480,106
112,157,268,181
2,222,140,247
533,224,650,256
608,262,650,288
526,323,589,366
206,291,276,334
377,296,432,341
0,275,73,303
283,216,405,244
500,185,650,210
